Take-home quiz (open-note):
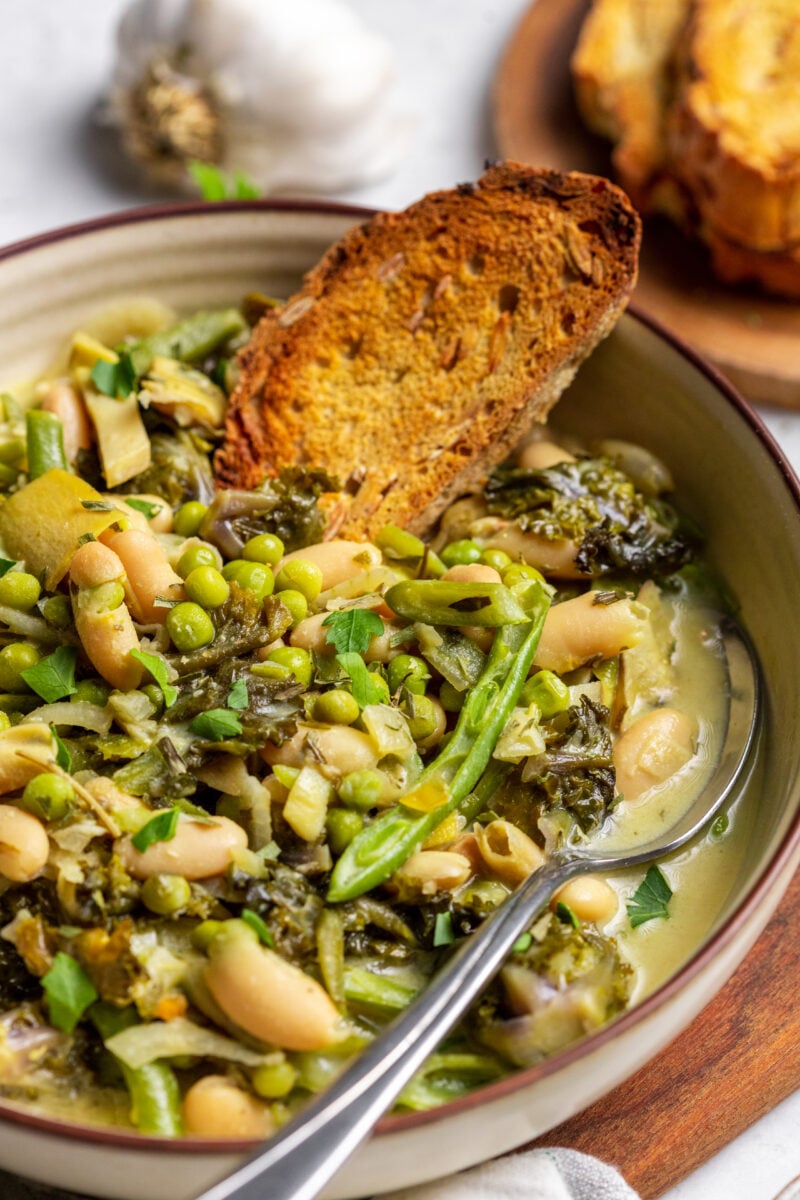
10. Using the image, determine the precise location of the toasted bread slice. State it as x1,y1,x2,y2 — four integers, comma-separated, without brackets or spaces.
667,0,800,253
215,162,640,540
703,226,800,299
570,0,690,213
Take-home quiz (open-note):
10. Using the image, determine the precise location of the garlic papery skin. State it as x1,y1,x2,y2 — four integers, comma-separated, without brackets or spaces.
107,0,410,194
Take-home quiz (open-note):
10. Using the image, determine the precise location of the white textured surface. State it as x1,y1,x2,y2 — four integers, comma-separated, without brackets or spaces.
1,2,799,1198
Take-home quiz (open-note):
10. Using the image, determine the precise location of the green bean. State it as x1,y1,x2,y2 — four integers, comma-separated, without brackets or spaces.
327,582,549,902
127,308,247,375
91,1004,183,1137
343,966,418,1012
25,410,68,479
385,579,530,628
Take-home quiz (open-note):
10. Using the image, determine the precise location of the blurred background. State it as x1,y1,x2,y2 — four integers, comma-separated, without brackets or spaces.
0,0,527,246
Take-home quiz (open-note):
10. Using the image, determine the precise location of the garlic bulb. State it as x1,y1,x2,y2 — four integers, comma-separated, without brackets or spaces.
107,0,410,194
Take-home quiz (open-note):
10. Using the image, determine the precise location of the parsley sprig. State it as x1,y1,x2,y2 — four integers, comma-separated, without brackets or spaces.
20,645,78,703
90,352,138,400
627,865,673,928
322,608,384,655
41,953,98,1033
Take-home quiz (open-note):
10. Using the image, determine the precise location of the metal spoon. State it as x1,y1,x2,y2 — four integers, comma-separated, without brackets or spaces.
197,623,759,1200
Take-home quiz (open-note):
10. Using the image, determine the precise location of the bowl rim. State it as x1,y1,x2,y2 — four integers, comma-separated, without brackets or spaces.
0,198,798,1153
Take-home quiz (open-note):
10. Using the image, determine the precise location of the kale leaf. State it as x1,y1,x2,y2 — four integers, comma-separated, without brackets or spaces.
484,459,696,578
200,467,338,558
528,696,616,834
492,696,616,838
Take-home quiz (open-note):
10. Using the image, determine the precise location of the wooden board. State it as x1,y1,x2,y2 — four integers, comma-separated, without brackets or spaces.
493,0,800,410
521,865,800,1197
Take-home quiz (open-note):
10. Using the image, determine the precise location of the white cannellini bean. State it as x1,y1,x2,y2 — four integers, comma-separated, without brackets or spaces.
516,439,576,470
279,540,381,591
0,805,49,882
613,707,695,803
482,523,584,579
182,1075,275,1138
553,876,618,924
103,528,184,623
69,541,143,692
261,723,379,779
40,380,93,465
441,564,502,585
204,926,343,1051
534,591,647,675
115,814,247,880
393,850,472,896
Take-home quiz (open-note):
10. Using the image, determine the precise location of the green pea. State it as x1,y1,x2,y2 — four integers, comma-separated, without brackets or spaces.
519,669,570,717
72,678,110,707
480,548,512,572
313,689,360,726
87,581,125,613
166,602,215,652
274,559,323,602
338,769,385,811
366,672,391,706
502,562,546,588
177,543,219,579
242,533,284,565
191,919,228,951
264,646,312,688
440,539,481,568
41,594,73,629
251,1060,298,1099
0,438,25,465
0,642,40,692
387,654,430,696
275,588,308,626
326,807,364,855
173,501,208,538
21,773,74,821
0,571,41,611
222,559,274,600
438,680,465,712
184,566,230,609
404,693,441,742
141,874,192,915
375,524,425,561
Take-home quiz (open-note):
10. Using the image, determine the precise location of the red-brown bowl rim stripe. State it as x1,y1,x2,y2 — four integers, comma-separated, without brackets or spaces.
0,198,798,1153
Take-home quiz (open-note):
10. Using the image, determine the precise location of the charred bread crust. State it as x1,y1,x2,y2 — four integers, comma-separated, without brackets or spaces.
215,162,640,539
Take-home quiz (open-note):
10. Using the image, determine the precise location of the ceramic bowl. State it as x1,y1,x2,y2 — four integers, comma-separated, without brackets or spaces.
0,201,799,1200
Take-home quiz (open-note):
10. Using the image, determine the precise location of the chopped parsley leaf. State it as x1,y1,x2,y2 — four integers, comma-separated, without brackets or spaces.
41,953,98,1033
132,807,180,853
322,608,384,656
90,352,138,400
627,865,672,928
130,648,178,709
189,708,243,741
336,653,385,708
227,679,249,710
21,645,78,703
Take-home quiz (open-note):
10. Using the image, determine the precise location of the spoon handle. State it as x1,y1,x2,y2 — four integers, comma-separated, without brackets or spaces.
196,854,585,1200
